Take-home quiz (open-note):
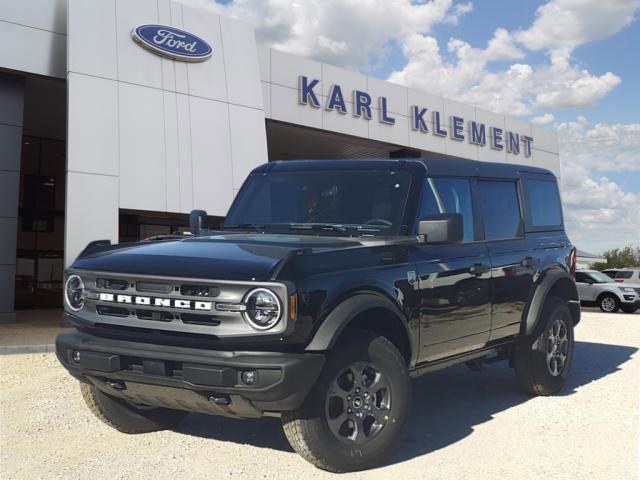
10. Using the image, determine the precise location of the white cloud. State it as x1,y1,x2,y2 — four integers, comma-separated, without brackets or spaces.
516,0,640,52
560,166,640,252
178,0,635,115
532,113,555,125
387,29,532,114
533,64,621,109
558,118,640,252
179,0,470,70
444,1,474,25
388,0,637,113
557,119,640,171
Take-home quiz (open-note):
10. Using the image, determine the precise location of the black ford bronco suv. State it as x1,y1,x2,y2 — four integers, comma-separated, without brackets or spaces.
56,158,580,472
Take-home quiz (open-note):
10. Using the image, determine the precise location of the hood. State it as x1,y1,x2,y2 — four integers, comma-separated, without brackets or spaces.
71,234,363,281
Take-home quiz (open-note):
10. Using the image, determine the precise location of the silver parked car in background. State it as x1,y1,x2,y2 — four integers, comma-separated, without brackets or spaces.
614,267,640,284
575,270,640,313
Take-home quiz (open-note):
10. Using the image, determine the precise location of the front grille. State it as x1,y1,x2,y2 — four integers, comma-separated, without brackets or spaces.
73,269,288,338
180,285,220,297
136,282,172,294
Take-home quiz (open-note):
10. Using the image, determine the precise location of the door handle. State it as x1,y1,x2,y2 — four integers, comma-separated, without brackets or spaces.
521,256,537,268
469,263,490,276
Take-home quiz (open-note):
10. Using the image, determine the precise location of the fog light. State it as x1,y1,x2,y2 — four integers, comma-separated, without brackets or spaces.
241,370,257,385
72,350,81,363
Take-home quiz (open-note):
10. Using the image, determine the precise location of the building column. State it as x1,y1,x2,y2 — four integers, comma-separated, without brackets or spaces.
0,74,24,323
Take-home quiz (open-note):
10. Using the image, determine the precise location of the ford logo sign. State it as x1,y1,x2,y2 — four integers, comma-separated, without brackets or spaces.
131,24,213,62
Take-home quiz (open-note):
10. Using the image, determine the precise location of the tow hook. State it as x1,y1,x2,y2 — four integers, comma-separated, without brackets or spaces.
105,380,126,390
208,394,231,405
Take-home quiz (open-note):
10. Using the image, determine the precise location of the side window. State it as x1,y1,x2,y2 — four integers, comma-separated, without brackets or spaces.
616,271,633,279
477,180,522,240
525,179,563,228
419,177,475,242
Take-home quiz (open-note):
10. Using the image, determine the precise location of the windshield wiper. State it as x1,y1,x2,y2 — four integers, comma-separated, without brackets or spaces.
287,223,350,236
223,223,267,231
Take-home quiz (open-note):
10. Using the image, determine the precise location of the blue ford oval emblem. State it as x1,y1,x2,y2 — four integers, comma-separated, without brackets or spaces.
131,24,213,62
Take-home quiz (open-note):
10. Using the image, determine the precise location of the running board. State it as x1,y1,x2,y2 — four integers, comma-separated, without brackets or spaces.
409,342,512,378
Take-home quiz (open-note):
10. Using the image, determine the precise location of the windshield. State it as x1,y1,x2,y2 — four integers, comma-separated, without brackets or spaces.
224,169,412,236
589,271,613,283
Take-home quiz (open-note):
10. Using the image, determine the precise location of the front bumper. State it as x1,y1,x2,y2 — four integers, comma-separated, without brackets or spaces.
56,331,324,418
621,298,640,307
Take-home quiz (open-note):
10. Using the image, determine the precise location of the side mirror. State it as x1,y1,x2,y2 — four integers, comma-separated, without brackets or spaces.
418,213,463,244
189,210,209,236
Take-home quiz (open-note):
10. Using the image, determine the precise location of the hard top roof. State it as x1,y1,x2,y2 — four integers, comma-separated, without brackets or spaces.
254,157,554,179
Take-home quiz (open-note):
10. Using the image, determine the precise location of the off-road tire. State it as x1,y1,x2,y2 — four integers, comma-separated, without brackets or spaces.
80,382,187,433
513,297,575,396
282,329,411,472
621,305,638,313
598,293,620,313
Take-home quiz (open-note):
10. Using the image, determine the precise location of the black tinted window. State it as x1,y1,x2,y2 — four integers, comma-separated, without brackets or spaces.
575,272,588,282
478,181,522,240
419,177,475,242
224,170,412,236
525,179,562,227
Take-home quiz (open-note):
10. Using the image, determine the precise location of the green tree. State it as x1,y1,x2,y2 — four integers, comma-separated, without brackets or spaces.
593,246,640,270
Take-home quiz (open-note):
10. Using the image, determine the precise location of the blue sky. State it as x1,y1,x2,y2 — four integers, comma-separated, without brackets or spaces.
203,0,639,252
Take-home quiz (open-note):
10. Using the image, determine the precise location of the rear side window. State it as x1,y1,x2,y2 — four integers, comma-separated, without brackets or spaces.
525,179,563,228
616,271,633,279
477,180,522,240
419,177,475,242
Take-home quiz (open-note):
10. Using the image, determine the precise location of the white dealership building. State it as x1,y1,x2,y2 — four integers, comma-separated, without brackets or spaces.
0,0,560,320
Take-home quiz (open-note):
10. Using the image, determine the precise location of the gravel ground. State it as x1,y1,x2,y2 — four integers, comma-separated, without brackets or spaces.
1,309,638,480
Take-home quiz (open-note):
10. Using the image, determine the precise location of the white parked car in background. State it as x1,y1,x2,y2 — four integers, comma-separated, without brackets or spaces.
613,267,640,284
575,270,640,313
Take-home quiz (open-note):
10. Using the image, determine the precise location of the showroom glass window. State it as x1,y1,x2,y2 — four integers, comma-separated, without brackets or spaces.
418,177,475,242
477,180,523,240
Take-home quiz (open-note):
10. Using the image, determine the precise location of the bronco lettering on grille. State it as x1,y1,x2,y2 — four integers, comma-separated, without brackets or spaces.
98,293,212,311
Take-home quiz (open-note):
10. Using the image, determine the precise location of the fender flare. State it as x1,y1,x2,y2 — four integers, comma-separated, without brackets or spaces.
305,293,413,356
524,269,580,337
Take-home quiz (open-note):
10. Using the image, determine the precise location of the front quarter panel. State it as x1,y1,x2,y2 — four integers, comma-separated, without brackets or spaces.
278,244,420,361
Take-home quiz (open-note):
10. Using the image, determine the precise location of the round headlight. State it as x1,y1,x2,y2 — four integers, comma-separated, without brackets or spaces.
64,275,85,311
243,288,282,330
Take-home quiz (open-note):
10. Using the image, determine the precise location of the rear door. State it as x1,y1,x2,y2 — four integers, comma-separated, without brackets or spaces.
476,178,536,341
413,177,492,363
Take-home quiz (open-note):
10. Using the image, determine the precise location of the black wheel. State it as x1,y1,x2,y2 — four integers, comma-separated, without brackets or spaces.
598,293,620,313
621,305,638,313
513,297,575,395
80,382,187,433
282,329,410,472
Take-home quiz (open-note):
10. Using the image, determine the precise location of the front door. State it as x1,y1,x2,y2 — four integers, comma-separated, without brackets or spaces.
413,176,492,363
575,271,597,301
